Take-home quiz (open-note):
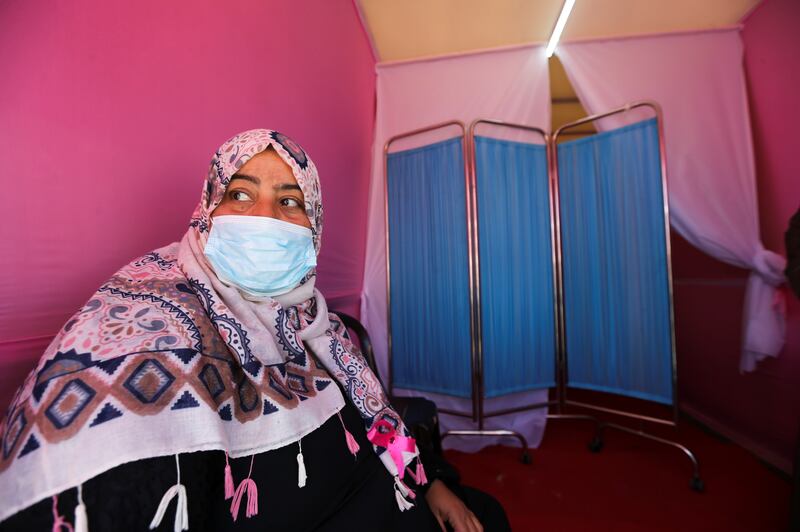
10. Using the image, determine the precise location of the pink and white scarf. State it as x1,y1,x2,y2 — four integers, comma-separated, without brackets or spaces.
0,130,421,523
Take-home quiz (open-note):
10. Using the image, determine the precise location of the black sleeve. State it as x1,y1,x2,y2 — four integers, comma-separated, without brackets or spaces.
388,395,463,497
786,205,800,299
413,443,461,496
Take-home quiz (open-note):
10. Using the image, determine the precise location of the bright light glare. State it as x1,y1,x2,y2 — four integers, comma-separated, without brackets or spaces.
545,0,576,58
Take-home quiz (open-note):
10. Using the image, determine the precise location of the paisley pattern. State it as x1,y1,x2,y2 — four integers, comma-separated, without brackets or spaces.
270,131,309,169
0,130,417,522
328,319,389,419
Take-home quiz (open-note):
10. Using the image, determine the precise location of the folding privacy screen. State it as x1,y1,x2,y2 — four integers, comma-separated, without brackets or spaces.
384,103,700,487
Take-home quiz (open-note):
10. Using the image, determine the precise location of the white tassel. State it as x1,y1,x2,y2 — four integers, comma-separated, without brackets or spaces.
74,484,89,532
394,476,410,498
393,476,415,511
149,454,189,532
395,488,414,511
296,439,307,488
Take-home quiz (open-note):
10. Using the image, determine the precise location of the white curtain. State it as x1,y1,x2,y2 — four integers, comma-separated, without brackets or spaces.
361,45,552,450
557,29,787,372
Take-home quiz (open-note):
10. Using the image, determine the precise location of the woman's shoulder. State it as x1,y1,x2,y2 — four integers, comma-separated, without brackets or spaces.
53,242,219,352
25,242,227,402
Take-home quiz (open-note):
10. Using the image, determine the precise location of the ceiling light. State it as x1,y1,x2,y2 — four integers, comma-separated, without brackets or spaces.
545,0,576,58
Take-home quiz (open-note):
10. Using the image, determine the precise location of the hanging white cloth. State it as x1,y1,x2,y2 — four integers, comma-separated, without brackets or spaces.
361,44,552,451
557,28,787,371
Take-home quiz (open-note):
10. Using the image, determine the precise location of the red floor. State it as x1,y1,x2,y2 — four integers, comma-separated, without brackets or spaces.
444,417,792,531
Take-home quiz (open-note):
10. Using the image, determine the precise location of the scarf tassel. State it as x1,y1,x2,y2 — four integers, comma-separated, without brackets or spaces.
230,478,258,521
149,484,188,532
74,484,88,532
393,476,415,512
230,455,259,521
297,439,307,488
337,411,360,457
149,455,189,532
224,452,235,500
415,457,428,485
74,504,88,532
405,457,429,486
51,495,74,532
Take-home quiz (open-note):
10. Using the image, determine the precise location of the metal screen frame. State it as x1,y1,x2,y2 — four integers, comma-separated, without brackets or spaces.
381,104,700,483
383,119,558,459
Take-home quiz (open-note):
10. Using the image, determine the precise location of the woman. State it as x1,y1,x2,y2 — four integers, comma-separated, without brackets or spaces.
0,130,484,531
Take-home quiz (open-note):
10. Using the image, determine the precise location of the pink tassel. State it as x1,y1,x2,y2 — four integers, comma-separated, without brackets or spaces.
224,452,235,500
337,411,360,457
415,457,428,485
344,430,360,455
51,495,74,532
405,461,429,486
230,455,258,521
230,479,258,521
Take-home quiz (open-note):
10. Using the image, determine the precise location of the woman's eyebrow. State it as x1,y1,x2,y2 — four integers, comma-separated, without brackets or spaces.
230,173,259,185
274,183,302,191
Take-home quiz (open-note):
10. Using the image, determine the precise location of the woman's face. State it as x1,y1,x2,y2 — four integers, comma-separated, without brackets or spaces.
211,148,312,229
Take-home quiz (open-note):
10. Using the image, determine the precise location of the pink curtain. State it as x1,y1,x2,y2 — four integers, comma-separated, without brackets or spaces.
361,45,552,451
557,29,787,371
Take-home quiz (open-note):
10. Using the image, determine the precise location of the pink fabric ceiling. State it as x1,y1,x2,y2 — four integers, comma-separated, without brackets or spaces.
0,0,375,407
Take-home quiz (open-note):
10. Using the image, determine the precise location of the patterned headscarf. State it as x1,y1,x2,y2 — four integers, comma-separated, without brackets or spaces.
191,129,324,253
0,130,419,523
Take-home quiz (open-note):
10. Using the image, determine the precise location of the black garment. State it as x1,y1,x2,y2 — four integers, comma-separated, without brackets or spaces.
786,205,800,299
0,400,440,532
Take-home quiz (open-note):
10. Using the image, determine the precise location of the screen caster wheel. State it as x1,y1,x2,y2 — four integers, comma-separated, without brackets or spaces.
588,436,604,453
690,476,705,493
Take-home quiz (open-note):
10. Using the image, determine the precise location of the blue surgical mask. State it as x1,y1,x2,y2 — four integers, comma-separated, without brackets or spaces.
204,215,317,297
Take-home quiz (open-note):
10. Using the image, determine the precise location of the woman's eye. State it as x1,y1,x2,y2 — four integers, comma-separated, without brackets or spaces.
281,197,302,208
230,190,252,202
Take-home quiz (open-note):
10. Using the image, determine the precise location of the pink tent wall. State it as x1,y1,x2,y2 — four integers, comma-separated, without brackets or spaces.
675,0,799,472
0,0,375,408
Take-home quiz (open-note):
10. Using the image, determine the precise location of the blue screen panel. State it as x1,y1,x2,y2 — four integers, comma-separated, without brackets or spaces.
474,136,556,397
557,119,674,404
387,138,472,397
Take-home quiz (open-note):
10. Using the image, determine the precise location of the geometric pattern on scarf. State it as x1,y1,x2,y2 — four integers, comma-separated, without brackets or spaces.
0,244,334,476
